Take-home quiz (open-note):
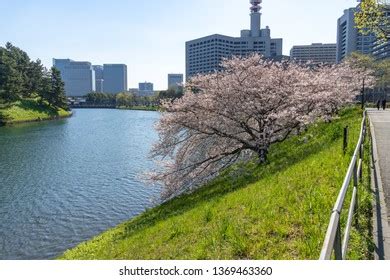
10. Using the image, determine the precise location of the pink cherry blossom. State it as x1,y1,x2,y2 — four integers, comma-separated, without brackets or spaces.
149,54,374,200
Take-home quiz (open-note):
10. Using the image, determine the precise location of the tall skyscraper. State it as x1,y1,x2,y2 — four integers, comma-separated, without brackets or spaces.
185,0,283,78
53,59,95,97
290,43,337,64
168,74,184,89
103,64,128,94
93,65,104,93
336,6,376,63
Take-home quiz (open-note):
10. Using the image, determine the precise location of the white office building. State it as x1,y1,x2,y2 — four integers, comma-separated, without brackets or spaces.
290,43,337,64
186,0,283,78
168,74,184,89
336,6,376,63
53,59,95,97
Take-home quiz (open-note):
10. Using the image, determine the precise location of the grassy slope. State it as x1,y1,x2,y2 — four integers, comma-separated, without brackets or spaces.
0,99,71,125
60,107,373,260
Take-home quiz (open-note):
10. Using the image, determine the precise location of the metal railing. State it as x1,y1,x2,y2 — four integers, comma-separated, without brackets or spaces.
319,111,367,260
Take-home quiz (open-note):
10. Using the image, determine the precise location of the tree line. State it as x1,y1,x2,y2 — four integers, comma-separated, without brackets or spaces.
348,52,390,101
84,86,184,107
0,42,68,109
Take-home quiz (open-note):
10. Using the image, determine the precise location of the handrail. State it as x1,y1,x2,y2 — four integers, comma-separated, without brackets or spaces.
319,110,367,260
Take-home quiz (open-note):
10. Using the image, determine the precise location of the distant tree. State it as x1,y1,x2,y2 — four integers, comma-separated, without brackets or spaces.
355,0,390,41
26,59,46,96
5,42,33,98
86,92,116,105
40,67,67,109
345,52,377,107
50,67,67,109
0,45,24,102
346,52,376,70
346,52,390,89
149,55,374,199
158,86,184,101
116,92,135,107
0,42,69,109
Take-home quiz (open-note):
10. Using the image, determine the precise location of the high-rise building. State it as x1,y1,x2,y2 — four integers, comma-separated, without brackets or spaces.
138,82,154,96
53,59,95,97
185,0,283,78
290,43,337,64
168,74,184,89
93,65,104,93
336,7,376,63
103,64,128,94
373,40,390,60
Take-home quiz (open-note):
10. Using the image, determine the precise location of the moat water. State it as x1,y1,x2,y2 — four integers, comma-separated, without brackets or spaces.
0,109,161,259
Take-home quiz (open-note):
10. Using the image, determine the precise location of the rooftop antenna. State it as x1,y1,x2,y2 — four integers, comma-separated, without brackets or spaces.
250,0,262,37
250,0,262,13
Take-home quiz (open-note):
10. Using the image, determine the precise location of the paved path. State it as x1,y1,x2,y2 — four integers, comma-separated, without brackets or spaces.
369,109,390,215
368,109,390,259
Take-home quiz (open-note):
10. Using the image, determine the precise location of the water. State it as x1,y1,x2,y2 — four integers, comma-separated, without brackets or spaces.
0,109,161,260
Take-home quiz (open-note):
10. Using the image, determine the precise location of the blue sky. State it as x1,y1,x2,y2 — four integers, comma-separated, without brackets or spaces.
0,0,358,90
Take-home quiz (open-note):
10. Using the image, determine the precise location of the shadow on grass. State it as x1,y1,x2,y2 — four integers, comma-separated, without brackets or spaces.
0,105,11,126
18,99,60,117
115,108,362,241
0,112,6,126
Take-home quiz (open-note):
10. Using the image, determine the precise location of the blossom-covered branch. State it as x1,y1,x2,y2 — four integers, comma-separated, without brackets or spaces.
149,55,374,199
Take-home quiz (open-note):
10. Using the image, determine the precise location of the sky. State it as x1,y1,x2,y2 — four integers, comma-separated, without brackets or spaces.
0,0,359,90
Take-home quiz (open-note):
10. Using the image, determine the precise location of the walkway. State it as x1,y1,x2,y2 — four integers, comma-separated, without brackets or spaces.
368,108,390,260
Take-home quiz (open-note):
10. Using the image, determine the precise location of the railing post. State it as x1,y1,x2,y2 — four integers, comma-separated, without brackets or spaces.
359,145,364,180
354,159,360,226
343,126,349,155
334,220,343,260
353,161,358,189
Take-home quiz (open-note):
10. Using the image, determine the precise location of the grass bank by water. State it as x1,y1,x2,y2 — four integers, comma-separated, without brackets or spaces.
117,105,159,111
0,99,72,125
60,107,373,260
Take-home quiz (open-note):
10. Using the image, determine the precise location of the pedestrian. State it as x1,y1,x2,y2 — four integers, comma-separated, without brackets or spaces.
383,99,387,111
377,99,381,110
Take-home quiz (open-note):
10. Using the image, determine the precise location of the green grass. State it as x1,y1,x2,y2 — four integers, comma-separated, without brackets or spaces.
60,107,373,260
0,98,72,125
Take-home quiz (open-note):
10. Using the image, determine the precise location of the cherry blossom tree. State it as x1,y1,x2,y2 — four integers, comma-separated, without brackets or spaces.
150,55,374,199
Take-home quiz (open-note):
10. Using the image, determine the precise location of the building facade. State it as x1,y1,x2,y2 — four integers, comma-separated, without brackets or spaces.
103,64,128,94
290,43,337,64
53,59,95,97
168,74,184,89
93,65,104,93
185,0,282,78
336,7,376,63
138,82,154,96
373,40,390,60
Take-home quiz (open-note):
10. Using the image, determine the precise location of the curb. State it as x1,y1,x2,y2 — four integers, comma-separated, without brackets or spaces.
369,118,390,260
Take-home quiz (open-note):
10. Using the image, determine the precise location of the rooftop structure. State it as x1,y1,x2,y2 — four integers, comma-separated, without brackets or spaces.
185,0,282,78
